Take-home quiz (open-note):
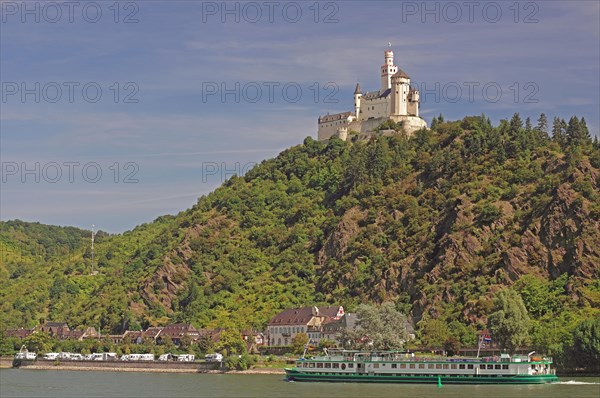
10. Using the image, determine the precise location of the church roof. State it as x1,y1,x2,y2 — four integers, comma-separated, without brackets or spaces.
392,69,410,79
354,83,361,94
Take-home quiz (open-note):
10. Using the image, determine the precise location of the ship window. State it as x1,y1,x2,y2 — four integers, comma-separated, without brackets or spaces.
373,364,379,369
427,364,434,369
468,365,474,369
325,363,331,368
443,364,449,369
348,363,354,368
459,364,465,370
302,363,307,368
480,364,485,369
495,365,501,370
317,363,323,368
392,364,397,369
333,363,339,368
502,365,509,370
487,365,493,370
436,364,442,369
451,364,457,369
416,364,422,369
309,363,315,368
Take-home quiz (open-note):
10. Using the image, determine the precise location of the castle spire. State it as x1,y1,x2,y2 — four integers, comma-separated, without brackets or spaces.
354,83,361,94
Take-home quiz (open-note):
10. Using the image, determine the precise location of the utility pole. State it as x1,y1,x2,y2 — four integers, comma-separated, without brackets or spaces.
91,224,95,275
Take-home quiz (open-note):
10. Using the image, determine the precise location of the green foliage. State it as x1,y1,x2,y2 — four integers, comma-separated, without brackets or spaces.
340,302,408,350
418,319,450,348
488,289,531,351
290,333,308,354
571,316,600,369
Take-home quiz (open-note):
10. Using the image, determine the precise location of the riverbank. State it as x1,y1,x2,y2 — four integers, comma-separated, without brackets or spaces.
8,358,285,375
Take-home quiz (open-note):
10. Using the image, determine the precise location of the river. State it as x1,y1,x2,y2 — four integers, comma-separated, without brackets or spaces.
0,369,598,398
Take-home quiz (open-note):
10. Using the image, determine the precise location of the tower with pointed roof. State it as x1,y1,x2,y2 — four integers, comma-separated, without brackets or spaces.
317,49,427,141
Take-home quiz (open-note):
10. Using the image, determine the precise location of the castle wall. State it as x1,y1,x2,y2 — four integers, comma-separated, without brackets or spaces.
358,96,390,120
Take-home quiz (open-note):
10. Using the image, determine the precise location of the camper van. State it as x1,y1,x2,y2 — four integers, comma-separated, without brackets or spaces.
43,353,60,360
91,352,117,361
158,353,174,361
205,353,223,362
15,352,37,360
176,354,195,362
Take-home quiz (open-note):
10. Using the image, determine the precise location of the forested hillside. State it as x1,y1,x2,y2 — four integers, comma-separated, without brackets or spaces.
2,114,599,359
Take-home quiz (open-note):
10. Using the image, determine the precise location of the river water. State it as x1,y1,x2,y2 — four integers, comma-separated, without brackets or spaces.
0,370,598,398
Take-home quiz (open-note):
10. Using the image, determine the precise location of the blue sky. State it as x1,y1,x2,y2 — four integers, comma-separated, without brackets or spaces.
1,0,599,232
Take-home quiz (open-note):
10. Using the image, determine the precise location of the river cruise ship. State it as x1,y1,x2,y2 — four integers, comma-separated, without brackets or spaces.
285,350,558,384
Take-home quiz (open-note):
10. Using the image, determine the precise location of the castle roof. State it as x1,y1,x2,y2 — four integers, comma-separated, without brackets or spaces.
392,69,410,79
362,88,391,100
354,83,361,94
318,111,353,124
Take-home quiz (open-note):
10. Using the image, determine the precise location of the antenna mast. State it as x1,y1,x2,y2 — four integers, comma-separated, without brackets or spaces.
91,224,95,275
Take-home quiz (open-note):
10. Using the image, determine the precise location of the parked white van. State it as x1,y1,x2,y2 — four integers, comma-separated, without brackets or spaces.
43,352,60,360
176,354,195,362
205,353,223,362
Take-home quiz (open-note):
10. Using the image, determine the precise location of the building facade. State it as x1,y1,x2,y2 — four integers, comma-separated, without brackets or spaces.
267,306,344,347
318,49,427,141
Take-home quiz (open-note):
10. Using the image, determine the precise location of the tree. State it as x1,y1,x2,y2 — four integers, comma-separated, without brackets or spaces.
340,302,408,350
552,117,567,147
216,329,246,356
419,318,450,348
571,316,600,369
444,337,461,356
536,113,548,137
290,333,308,355
22,332,53,353
488,289,531,351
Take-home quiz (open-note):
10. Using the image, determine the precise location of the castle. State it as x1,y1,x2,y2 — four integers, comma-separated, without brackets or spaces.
317,49,427,141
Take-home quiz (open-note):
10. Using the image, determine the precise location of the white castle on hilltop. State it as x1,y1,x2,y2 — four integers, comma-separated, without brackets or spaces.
318,49,427,141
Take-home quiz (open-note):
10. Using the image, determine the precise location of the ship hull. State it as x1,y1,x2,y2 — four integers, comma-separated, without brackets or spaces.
284,369,558,384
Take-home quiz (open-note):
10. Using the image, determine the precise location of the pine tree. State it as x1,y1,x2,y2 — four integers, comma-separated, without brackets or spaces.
525,117,532,132
566,116,582,146
536,113,548,138
552,117,566,147
509,113,523,136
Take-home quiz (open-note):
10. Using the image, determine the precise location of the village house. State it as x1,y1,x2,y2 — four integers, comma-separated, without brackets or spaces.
4,328,34,339
160,323,199,345
267,306,344,347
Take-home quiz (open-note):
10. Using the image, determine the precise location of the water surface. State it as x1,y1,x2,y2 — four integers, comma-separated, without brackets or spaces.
0,369,598,398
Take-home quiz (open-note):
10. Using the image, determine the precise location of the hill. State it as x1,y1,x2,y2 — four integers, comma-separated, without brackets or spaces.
1,114,599,357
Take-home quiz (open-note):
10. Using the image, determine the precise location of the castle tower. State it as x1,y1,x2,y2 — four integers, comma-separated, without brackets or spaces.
353,83,362,118
391,69,411,116
380,50,398,91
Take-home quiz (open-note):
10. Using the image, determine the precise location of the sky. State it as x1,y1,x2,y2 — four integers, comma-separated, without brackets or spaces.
1,0,599,233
